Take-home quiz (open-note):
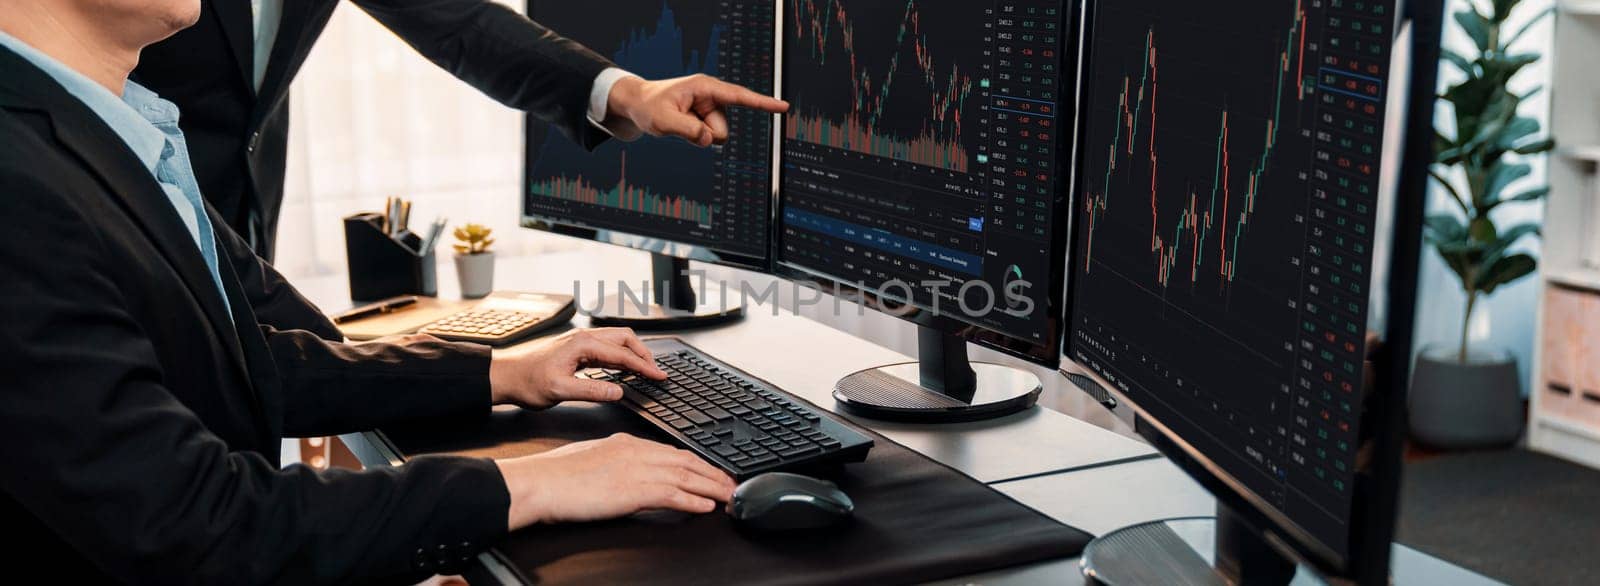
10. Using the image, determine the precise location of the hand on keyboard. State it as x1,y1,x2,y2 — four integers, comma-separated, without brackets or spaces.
495,433,736,530
592,339,876,479
488,328,667,410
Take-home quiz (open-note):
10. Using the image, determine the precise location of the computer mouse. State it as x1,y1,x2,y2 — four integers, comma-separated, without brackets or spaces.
727,472,855,532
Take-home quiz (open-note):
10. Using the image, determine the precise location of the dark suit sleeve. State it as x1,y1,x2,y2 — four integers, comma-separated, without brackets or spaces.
215,210,344,341
0,168,509,584
353,0,616,149
267,326,495,437
207,203,495,436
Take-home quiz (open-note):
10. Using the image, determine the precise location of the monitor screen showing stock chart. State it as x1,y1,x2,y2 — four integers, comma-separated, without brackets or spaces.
777,0,1071,356
525,0,775,263
1066,0,1399,559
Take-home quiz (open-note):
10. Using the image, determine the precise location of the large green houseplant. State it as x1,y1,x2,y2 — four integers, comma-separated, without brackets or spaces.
1412,0,1553,448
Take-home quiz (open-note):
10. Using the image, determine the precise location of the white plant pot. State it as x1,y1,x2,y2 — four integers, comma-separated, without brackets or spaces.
455,252,495,299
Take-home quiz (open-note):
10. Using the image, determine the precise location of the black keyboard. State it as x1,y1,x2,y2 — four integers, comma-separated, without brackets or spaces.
584,338,873,479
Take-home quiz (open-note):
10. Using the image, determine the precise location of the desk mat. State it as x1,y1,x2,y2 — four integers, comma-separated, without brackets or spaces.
383,400,1092,585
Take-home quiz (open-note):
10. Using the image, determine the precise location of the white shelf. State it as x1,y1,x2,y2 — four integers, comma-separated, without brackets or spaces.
1537,412,1600,442
1546,266,1600,292
1530,420,1600,470
1561,145,1600,164
1561,0,1600,16
1533,0,1600,469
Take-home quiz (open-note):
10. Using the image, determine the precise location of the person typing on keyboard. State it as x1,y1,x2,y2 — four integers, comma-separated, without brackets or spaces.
0,2,732,582
587,339,875,480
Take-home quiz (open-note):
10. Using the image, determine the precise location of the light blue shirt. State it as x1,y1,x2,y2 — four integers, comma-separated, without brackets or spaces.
252,0,281,90
0,32,233,320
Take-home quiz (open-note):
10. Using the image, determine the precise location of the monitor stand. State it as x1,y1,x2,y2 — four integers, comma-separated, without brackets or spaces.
832,324,1042,423
1079,505,1297,586
586,253,743,331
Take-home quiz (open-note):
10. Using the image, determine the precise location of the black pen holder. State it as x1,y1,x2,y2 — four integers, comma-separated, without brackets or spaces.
344,212,436,302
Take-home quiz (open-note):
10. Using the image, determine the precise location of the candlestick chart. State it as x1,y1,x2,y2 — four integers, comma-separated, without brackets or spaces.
783,0,982,173
1080,0,1310,291
1068,0,1398,548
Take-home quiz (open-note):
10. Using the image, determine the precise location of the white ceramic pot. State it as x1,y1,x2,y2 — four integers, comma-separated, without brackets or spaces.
454,252,495,299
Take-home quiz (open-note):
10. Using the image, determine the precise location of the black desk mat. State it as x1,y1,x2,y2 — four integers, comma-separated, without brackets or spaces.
382,401,1092,585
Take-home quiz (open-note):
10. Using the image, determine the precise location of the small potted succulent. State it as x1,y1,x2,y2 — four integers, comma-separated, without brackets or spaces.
453,223,495,299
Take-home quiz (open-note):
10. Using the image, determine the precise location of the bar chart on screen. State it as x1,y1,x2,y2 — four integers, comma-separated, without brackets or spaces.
530,153,718,227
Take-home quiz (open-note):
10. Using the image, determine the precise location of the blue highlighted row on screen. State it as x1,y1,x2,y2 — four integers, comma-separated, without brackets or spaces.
784,209,982,276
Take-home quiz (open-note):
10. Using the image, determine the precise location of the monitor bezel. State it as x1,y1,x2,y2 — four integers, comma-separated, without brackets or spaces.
517,215,772,273
520,1,779,275
1058,0,1440,581
772,0,1080,368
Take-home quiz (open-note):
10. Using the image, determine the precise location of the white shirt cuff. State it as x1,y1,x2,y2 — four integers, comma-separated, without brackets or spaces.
587,67,643,140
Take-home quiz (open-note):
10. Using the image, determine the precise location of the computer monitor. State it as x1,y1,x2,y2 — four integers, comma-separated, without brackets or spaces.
1060,0,1441,583
775,0,1077,422
523,0,777,329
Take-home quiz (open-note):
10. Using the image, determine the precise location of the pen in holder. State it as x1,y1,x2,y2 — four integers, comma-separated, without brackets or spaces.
344,212,437,302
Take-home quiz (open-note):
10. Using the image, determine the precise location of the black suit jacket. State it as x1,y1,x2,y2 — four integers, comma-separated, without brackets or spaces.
133,0,615,260
0,47,511,584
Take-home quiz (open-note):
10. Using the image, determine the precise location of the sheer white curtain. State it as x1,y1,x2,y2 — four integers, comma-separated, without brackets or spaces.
275,0,576,281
